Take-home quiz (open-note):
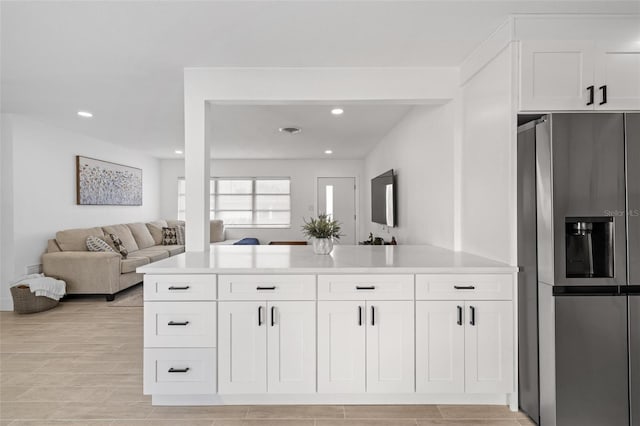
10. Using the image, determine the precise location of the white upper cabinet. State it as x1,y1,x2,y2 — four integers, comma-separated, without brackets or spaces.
594,43,640,110
520,40,640,111
520,41,595,111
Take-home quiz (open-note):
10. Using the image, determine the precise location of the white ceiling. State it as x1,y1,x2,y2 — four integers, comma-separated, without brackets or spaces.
2,1,639,159
209,104,415,159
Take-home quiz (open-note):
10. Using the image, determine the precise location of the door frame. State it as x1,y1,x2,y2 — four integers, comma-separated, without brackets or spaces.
315,175,360,244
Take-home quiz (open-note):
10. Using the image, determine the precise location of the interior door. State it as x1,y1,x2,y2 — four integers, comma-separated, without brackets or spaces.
464,301,514,394
267,301,316,394
415,301,465,393
217,301,267,394
317,177,356,244
317,301,365,393
366,300,415,393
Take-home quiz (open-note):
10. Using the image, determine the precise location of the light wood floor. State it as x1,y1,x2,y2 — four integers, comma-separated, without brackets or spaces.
0,295,535,425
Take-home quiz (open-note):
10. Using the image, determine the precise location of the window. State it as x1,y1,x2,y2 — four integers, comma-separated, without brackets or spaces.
177,177,291,228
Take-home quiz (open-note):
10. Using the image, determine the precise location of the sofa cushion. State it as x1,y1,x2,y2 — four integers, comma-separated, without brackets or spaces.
121,256,149,274
133,247,170,262
127,222,155,249
210,220,224,243
146,220,168,245
164,245,185,256
56,227,106,252
167,220,185,228
102,224,139,252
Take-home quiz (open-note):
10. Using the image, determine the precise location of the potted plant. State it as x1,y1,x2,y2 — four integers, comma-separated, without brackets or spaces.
301,213,343,254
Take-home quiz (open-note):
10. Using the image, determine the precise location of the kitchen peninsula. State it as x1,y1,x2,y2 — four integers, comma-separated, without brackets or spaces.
138,245,518,409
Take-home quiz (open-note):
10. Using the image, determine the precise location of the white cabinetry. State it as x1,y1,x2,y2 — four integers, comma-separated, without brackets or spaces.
520,41,640,111
317,274,415,394
217,276,316,395
142,274,217,396
416,276,514,395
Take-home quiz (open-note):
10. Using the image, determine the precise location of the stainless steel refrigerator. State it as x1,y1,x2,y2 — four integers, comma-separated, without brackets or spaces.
517,113,640,426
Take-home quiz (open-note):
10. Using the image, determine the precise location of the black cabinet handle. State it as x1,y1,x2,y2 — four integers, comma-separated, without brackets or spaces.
271,306,276,327
454,285,475,290
258,305,263,326
371,306,376,326
356,285,376,290
457,306,463,326
168,367,190,373
257,286,276,290
599,85,607,105
168,321,190,326
358,306,363,326
168,285,190,290
587,85,595,105
470,306,476,326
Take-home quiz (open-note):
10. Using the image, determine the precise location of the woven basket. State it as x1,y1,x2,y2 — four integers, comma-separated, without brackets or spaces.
10,285,59,314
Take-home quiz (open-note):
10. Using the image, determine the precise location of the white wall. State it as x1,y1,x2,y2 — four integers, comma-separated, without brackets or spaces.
1,114,161,310
459,44,517,264
362,104,455,248
160,158,364,243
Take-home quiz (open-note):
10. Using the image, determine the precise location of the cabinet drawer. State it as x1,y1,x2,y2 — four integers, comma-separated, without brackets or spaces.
218,275,315,300
144,274,216,301
144,348,216,395
144,302,216,347
318,275,414,300
416,274,513,300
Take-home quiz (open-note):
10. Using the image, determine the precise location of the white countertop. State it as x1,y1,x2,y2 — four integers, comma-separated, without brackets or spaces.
137,245,517,274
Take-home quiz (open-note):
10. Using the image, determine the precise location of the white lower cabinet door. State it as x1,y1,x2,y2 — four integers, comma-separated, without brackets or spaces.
465,300,514,393
317,301,366,393
267,301,316,393
366,301,415,393
416,301,465,393
218,301,267,394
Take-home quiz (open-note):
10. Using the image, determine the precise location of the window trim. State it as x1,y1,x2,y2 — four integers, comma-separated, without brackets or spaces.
178,177,291,228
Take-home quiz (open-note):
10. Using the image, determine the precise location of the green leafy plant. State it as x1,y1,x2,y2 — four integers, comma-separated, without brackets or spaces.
301,213,343,240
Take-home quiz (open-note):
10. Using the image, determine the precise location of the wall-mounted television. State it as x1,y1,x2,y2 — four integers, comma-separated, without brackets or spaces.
371,169,396,227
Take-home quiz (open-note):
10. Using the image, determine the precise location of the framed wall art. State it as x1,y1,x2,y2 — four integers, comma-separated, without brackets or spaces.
76,156,143,205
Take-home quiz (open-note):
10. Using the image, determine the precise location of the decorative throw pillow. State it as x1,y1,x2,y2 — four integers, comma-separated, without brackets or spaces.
175,225,185,245
86,236,116,254
162,227,178,245
109,233,128,259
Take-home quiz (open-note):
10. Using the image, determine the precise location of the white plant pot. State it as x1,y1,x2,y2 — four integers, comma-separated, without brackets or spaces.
312,238,334,255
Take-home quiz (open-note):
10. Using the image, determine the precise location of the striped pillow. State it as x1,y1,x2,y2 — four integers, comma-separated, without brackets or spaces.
86,236,116,254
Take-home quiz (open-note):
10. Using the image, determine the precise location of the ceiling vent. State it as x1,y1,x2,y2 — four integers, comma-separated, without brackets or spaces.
278,127,301,134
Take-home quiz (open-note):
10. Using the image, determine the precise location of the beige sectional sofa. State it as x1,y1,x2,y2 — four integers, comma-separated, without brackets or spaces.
42,220,224,301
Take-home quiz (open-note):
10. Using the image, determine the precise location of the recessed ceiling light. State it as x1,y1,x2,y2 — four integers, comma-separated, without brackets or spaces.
324,150,333,155
331,108,344,115
279,127,301,134
77,111,93,118
175,150,183,154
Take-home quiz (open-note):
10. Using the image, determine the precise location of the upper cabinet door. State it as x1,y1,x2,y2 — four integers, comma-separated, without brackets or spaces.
594,45,640,110
416,301,465,393
366,301,415,393
465,301,514,394
267,301,316,394
218,301,267,394
520,41,595,111
317,301,366,393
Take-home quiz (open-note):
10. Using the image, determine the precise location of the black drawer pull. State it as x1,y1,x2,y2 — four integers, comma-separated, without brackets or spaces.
371,306,376,326
168,285,190,290
168,367,190,373
358,306,363,326
457,306,463,326
586,85,594,105
470,306,476,326
271,306,276,327
257,286,276,290
454,285,475,290
599,85,607,105
356,285,375,290
168,321,190,326
258,305,264,326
